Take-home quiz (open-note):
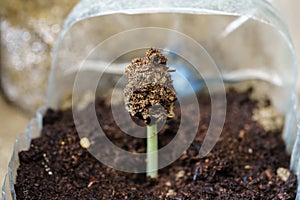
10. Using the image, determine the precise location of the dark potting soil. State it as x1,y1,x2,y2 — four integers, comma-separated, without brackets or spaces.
15,88,297,200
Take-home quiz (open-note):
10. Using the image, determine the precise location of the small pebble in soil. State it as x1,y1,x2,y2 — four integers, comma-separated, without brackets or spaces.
79,137,91,149
277,167,291,182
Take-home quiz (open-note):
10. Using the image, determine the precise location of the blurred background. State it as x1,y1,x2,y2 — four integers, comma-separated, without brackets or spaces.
0,0,299,189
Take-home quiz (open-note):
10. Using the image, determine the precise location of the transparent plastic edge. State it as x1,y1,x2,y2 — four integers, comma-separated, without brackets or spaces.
1,174,5,200
1,174,9,200
1,108,44,200
284,94,298,154
291,109,300,200
297,179,300,200
62,0,286,34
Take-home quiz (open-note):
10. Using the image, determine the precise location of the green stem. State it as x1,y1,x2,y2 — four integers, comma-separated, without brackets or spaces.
147,124,158,178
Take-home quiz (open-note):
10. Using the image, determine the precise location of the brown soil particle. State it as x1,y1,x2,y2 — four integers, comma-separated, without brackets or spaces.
15,88,297,199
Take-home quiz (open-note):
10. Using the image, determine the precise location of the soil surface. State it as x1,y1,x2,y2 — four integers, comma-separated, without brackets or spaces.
15,88,297,199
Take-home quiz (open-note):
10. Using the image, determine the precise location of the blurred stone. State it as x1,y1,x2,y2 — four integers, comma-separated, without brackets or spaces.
252,106,284,132
276,167,291,182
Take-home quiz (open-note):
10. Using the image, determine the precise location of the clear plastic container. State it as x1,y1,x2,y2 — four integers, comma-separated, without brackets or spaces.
2,0,300,199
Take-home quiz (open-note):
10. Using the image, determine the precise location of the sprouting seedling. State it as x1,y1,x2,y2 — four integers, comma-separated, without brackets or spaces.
124,48,177,178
